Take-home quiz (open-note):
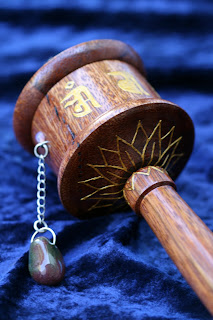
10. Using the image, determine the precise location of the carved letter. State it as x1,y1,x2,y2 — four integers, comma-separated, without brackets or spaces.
61,81,102,118
108,71,150,96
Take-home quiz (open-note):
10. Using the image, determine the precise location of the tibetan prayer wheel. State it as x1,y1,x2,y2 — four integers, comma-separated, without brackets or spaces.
14,40,213,314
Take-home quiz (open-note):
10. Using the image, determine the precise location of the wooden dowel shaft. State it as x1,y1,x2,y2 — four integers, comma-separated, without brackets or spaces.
140,185,213,314
124,166,213,315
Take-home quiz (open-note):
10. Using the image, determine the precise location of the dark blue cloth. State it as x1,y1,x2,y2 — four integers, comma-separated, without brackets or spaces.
0,1,213,319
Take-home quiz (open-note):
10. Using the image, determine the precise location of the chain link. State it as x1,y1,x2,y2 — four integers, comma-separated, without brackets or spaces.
33,141,49,232
30,141,57,244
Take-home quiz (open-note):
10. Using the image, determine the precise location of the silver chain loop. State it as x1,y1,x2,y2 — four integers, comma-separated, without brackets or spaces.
31,141,56,244
34,143,47,228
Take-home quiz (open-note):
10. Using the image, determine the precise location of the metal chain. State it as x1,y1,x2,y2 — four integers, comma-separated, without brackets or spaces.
31,141,56,245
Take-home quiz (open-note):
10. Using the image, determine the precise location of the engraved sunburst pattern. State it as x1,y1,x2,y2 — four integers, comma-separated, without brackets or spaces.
79,120,184,212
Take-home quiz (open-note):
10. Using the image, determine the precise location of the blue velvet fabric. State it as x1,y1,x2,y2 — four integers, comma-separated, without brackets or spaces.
0,1,213,319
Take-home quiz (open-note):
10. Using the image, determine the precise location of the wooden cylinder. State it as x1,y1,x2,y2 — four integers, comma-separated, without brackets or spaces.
124,166,213,315
31,59,160,175
14,40,194,218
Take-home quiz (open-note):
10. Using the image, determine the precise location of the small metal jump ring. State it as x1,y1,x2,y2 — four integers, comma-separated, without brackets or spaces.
31,227,56,245
34,141,49,158
33,220,48,231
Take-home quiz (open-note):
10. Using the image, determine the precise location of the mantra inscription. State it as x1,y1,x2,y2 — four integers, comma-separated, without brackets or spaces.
108,71,150,96
60,81,102,117
60,72,150,118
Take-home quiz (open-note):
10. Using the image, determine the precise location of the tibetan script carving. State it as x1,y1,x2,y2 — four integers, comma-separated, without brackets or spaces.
108,71,150,96
61,81,102,117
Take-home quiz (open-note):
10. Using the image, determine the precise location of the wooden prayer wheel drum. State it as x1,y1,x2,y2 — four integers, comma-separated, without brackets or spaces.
14,39,194,217
14,40,213,314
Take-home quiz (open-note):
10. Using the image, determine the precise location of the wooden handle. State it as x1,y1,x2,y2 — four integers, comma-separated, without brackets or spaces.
124,166,213,315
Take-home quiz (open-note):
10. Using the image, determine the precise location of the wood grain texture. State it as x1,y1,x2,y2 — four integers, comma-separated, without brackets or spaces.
29,60,194,218
30,58,194,217
14,39,194,217
124,166,213,315
31,59,159,175
13,39,145,153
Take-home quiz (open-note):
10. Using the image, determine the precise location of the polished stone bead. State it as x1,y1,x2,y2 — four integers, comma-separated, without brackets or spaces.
28,236,65,285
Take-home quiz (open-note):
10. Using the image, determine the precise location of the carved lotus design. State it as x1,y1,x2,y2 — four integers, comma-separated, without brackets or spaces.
79,120,184,212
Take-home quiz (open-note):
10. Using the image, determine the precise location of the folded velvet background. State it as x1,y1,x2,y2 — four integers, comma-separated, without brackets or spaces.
0,1,213,319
